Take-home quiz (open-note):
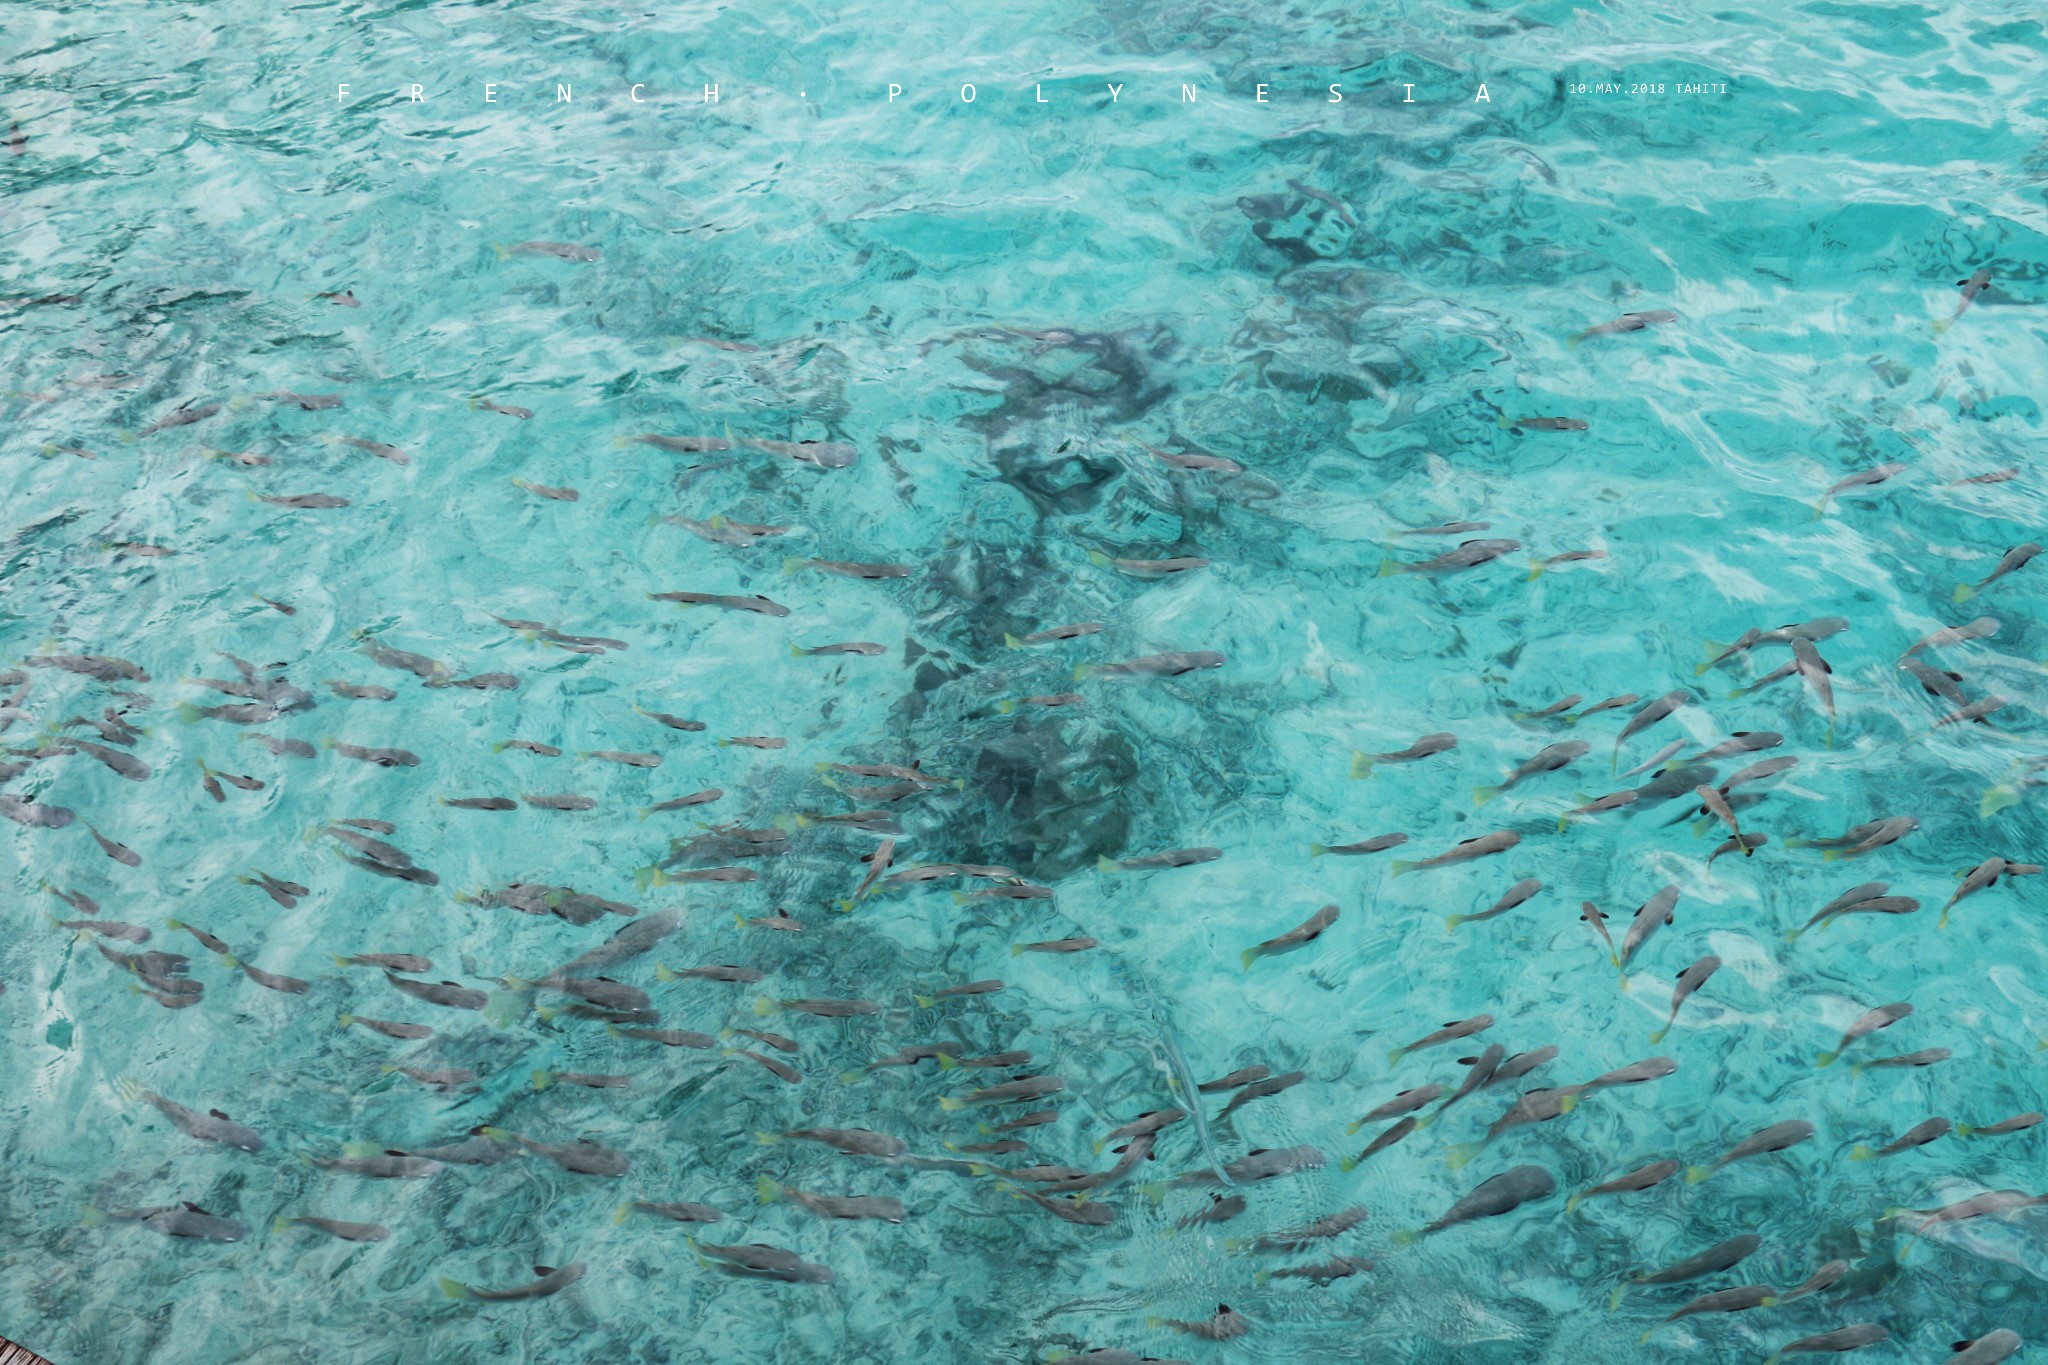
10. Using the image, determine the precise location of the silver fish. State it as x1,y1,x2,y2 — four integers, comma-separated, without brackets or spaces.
1077,651,1226,679
1956,542,2041,602
1312,832,1407,857
503,240,600,261
649,590,790,616
124,1084,264,1152
1476,740,1588,805
1626,1232,1762,1290
98,1203,243,1241
1581,1056,1677,1090
481,1128,629,1176
1341,1116,1418,1169
1851,1117,1951,1160
1686,1119,1815,1182
278,1216,389,1242
1957,1112,2044,1138
1388,1014,1492,1065
1241,904,1338,969
1570,309,1677,344
1650,956,1721,1043
1146,443,1242,474
1612,690,1689,770
1901,616,1996,659
1390,830,1518,877
1406,1164,1553,1239
740,437,857,469
1350,732,1456,777
1777,1259,1849,1301
1759,1325,1890,1362
1565,1159,1681,1212
1447,878,1542,931
442,1262,587,1301
760,1180,905,1224
1816,462,1906,513
1348,1085,1444,1132
385,973,486,1011
1816,1002,1911,1067
1617,885,1680,973
1101,847,1220,871
1379,538,1522,575
692,1239,834,1282
1644,1284,1780,1340
1938,268,1994,329
620,1199,724,1224
775,1127,909,1158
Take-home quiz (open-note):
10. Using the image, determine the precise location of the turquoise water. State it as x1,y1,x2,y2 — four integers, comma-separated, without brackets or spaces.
5,1,2048,1361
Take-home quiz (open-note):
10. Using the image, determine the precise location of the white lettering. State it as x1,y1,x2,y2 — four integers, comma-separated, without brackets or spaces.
1181,83,1197,102
704,83,719,102
557,84,571,103
630,84,644,103
1106,82,1123,102
484,83,497,103
960,83,976,103
409,84,424,102
1474,83,1490,102
1328,83,1342,103
888,83,902,102
1036,83,1048,103
337,84,349,102
1255,83,1268,103
1403,83,1415,103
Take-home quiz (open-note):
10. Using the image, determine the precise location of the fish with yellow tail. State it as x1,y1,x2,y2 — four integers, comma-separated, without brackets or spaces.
1240,903,1338,970
1685,1118,1814,1183
1474,740,1587,806
1816,1002,1911,1068
1350,731,1456,778
1390,1164,1554,1244
1956,541,2040,602
1390,829,1518,877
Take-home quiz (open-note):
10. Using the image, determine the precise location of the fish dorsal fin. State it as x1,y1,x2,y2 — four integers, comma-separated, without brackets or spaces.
534,1265,555,1277
442,980,460,987
182,1201,206,1213
384,1148,406,1156
210,1108,231,1120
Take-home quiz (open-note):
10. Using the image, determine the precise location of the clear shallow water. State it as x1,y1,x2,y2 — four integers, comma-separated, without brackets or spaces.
4,2,2048,1362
